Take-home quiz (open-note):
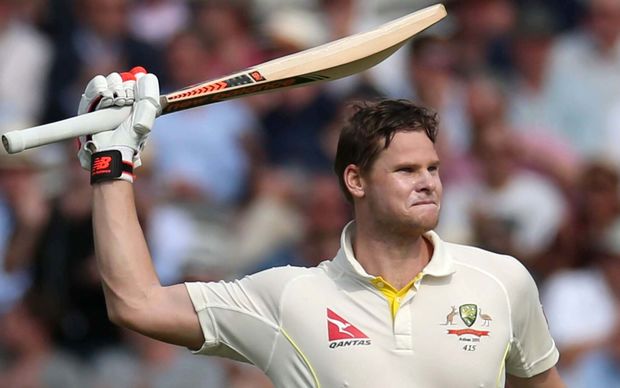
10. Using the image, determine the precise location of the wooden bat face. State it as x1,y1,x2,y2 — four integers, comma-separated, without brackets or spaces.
160,4,447,114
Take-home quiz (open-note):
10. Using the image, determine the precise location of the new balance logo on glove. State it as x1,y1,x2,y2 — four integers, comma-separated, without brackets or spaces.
89,150,133,184
92,156,113,175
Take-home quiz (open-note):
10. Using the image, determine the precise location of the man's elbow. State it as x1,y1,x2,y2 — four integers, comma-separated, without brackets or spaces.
107,305,129,327
104,289,167,336
105,303,144,332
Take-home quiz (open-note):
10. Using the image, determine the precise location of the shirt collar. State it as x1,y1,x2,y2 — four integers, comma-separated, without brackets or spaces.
333,221,456,279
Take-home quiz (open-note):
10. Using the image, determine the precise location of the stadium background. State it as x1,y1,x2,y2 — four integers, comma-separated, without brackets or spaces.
0,0,619,386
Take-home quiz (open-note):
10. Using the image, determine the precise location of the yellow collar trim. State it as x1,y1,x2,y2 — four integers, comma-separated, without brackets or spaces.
371,273,424,319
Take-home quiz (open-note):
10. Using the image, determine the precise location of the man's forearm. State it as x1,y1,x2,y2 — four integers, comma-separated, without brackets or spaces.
92,180,161,325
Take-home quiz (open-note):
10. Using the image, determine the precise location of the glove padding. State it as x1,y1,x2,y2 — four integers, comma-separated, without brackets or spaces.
77,67,160,181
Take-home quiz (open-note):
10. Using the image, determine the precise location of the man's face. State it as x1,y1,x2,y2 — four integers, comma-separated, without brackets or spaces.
361,131,442,235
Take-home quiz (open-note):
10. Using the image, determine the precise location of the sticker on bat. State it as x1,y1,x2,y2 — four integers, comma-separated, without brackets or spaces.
249,71,266,82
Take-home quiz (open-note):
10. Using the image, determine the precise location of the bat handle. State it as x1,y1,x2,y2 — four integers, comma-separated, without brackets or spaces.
2,106,132,154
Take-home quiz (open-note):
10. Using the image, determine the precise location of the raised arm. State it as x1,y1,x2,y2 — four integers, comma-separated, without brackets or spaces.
92,181,203,349
80,69,203,349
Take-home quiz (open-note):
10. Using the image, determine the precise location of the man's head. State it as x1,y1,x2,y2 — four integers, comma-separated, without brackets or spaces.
334,99,439,201
334,99,441,234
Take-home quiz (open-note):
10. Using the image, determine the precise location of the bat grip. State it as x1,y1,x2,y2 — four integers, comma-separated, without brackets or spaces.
2,107,132,154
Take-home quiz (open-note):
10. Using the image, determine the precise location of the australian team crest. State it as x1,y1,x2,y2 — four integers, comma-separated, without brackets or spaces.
459,304,477,327
441,303,491,344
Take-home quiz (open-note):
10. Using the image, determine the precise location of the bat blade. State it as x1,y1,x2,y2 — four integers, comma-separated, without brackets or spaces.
2,4,446,154
161,3,447,114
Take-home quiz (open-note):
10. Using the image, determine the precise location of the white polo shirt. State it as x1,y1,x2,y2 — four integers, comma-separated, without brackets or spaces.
185,222,559,387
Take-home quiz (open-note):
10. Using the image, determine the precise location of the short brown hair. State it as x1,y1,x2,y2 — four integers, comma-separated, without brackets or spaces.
333,99,438,202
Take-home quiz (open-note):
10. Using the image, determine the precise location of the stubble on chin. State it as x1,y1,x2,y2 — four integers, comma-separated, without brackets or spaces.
375,209,439,238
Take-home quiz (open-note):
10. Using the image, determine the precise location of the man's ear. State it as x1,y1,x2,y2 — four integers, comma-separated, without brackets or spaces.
344,164,365,199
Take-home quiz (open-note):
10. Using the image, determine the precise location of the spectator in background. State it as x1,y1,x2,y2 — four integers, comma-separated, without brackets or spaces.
0,0,52,132
3,1,619,386
317,0,380,99
514,0,583,32
250,174,351,272
570,325,620,388
191,0,264,75
540,161,620,375
129,0,190,48
438,119,567,266
261,5,384,104
0,289,86,388
558,161,620,270
0,152,45,312
544,0,620,161
528,162,620,280
603,90,620,170
507,4,579,189
91,329,229,388
147,28,259,284
151,29,257,206
259,84,338,172
448,0,517,75
320,0,357,41
258,9,339,172
230,168,306,274
565,219,620,388
128,0,189,47
0,160,123,356
44,0,163,123
508,3,558,134
542,215,620,385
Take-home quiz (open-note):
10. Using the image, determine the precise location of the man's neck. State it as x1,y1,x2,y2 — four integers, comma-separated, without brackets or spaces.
351,222,433,290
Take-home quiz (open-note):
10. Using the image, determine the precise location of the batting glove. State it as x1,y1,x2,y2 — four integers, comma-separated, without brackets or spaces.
77,67,160,184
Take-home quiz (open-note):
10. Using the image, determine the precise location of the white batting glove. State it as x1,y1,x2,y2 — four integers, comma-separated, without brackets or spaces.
77,67,160,184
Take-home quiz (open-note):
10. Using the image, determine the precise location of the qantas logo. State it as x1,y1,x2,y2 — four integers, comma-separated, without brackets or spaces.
327,309,371,348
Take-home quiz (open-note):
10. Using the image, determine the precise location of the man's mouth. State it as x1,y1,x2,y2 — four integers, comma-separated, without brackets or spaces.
410,199,437,206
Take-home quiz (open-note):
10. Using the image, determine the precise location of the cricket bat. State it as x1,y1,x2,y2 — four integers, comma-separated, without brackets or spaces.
2,4,446,154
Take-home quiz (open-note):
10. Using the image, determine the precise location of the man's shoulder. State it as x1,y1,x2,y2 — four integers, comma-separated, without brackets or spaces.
186,265,330,314
445,240,519,264
241,263,331,294
443,240,532,283
247,264,326,281
441,241,543,306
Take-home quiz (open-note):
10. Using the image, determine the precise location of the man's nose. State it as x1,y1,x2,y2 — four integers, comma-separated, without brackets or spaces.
414,170,436,192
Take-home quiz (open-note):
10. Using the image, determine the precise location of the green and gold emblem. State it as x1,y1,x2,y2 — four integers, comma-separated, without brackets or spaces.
459,304,477,327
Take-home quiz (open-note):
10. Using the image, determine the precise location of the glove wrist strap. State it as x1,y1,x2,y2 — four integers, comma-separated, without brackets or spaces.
90,150,134,184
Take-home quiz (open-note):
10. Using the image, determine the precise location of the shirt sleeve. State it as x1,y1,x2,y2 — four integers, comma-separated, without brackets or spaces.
504,262,560,378
184,266,308,369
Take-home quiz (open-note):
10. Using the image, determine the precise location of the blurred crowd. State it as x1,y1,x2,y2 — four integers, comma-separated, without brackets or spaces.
1,0,620,386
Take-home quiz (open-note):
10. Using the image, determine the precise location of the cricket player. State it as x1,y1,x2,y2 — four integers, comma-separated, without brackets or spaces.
79,68,565,387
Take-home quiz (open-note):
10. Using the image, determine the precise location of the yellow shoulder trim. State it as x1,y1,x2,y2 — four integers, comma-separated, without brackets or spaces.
497,341,511,387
